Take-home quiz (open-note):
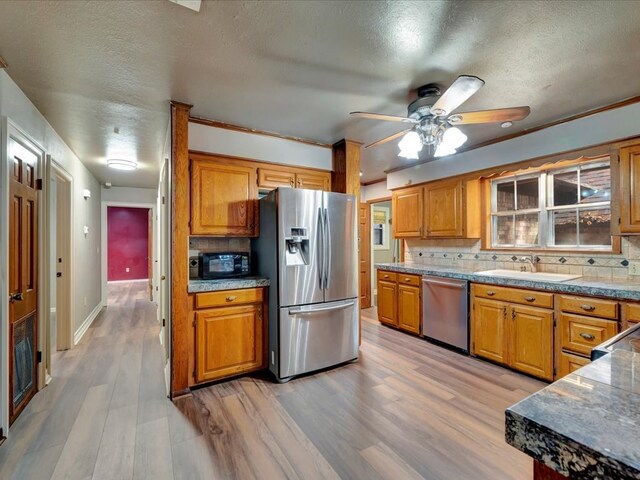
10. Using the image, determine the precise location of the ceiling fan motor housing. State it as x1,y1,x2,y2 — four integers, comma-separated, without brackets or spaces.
408,83,442,119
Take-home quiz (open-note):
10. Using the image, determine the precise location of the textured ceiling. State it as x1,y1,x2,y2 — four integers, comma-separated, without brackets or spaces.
1,1,640,186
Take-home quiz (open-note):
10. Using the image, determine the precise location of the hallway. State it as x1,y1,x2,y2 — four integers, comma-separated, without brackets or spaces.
0,282,174,480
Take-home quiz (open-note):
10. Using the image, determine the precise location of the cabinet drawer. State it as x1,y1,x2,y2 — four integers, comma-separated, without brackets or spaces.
558,351,590,378
627,303,640,323
397,273,421,287
377,270,397,283
560,313,619,357
473,284,553,309
559,295,618,320
195,288,264,309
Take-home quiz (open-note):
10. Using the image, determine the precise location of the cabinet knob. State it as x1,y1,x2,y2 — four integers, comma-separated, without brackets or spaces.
226,295,237,302
579,332,595,341
580,304,596,312
524,296,535,302
511,308,516,320
487,291,496,296
384,275,389,278
404,277,410,282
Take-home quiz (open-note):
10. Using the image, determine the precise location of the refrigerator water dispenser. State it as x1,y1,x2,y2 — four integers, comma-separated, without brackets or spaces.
284,227,309,266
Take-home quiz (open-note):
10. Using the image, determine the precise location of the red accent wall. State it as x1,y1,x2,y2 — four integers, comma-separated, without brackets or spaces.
107,207,150,281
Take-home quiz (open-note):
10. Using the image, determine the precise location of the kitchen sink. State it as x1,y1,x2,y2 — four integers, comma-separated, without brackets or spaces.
473,269,581,282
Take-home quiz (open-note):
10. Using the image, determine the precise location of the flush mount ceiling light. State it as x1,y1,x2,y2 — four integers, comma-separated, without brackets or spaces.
350,75,530,160
107,159,138,171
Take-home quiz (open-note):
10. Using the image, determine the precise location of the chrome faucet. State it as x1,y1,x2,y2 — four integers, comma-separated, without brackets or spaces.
519,254,540,273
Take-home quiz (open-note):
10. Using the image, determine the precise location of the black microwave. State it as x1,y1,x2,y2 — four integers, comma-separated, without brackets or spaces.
199,252,250,279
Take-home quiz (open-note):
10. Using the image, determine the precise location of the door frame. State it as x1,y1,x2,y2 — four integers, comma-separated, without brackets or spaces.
44,158,74,377
101,201,157,305
0,118,46,433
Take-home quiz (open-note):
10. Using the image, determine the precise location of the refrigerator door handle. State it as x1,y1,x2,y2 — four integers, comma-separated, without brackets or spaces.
317,207,325,290
323,207,330,290
288,301,355,315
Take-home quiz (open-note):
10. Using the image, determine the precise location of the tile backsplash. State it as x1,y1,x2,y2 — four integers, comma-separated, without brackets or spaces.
189,237,251,279
404,237,640,280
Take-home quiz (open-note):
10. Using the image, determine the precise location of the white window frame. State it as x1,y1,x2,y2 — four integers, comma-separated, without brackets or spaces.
490,158,612,250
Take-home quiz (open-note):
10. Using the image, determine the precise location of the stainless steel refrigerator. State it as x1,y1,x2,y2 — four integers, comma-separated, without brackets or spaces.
252,187,359,382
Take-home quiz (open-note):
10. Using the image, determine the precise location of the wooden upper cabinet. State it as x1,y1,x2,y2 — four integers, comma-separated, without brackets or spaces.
296,171,331,191
619,144,640,233
190,156,258,236
510,304,553,381
258,167,295,189
472,297,509,365
424,179,464,237
392,186,423,238
257,167,331,191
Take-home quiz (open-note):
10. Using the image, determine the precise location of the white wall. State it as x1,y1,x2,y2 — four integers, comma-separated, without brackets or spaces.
188,122,333,170
0,70,103,433
361,180,391,202
101,185,157,204
388,101,640,189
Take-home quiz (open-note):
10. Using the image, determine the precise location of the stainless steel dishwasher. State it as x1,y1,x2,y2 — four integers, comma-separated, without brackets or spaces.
422,276,469,351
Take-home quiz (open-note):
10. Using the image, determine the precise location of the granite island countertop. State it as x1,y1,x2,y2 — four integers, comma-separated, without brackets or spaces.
375,262,640,301
505,333,640,479
188,276,270,293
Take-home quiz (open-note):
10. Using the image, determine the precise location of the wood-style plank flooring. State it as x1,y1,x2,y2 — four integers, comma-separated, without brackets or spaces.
1,282,545,479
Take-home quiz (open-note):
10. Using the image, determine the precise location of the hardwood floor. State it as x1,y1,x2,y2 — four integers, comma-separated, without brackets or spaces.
0,283,544,479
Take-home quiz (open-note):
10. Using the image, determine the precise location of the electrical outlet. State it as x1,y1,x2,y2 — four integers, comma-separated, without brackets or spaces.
126,267,130,273
629,261,640,276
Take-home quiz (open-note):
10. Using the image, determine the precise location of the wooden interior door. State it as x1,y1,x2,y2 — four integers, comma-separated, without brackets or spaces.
510,304,553,381
8,136,39,424
358,204,371,308
148,209,153,301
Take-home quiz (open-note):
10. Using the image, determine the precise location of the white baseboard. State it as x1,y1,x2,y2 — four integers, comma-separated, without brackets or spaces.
74,301,104,345
164,360,171,396
107,279,148,284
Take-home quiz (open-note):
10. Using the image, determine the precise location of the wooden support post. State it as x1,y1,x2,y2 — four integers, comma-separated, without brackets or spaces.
331,139,362,200
170,100,192,398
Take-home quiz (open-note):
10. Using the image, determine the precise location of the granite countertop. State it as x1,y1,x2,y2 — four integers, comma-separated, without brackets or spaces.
375,262,640,301
505,347,640,479
188,276,270,293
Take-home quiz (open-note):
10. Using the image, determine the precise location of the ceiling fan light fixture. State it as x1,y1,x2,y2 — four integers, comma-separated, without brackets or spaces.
434,143,457,158
442,127,468,150
398,131,423,159
107,159,138,171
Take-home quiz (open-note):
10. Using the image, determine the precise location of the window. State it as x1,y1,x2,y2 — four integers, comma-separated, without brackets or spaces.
491,159,611,249
372,206,390,250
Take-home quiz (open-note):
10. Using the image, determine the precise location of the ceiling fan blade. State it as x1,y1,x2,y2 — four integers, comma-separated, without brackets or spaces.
430,75,485,116
350,112,418,124
448,106,531,125
365,129,412,149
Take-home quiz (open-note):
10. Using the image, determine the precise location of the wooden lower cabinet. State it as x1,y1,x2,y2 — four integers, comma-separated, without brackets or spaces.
557,351,590,378
398,284,421,334
377,279,398,327
510,305,553,380
194,288,267,383
377,270,421,334
472,286,554,381
472,298,509,365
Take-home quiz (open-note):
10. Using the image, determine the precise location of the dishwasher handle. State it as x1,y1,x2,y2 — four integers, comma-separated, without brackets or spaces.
422,278,466,289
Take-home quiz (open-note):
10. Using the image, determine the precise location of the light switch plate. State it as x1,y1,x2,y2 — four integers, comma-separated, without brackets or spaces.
629,261,640,276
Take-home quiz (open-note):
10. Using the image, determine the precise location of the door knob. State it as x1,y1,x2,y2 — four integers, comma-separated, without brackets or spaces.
56,272,62,278
9,292,23,303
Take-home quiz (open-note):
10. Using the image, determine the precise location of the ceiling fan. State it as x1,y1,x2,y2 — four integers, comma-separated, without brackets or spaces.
350,75,530,159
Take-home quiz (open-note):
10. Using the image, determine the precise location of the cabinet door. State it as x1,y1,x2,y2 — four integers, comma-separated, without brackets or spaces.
392,186,423,238
424,179,463,237
377,280,398,326
472,297,508,365
195,304,265,382
191,159,258,236
557,351,590,379
258,167,295,190
620,144,640,233
510,305,554,381
296,171,331,191
398,284,420,334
